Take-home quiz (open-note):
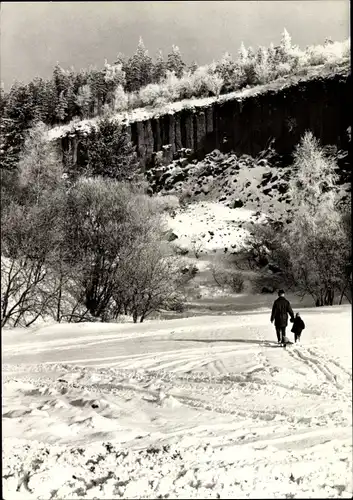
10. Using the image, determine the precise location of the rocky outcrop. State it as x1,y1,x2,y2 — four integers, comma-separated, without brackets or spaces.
59,67,351,171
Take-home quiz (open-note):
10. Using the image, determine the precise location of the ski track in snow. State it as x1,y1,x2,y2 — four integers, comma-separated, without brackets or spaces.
2,306,352,499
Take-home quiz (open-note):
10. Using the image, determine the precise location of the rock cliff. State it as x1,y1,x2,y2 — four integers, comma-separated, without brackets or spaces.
58,65,351,171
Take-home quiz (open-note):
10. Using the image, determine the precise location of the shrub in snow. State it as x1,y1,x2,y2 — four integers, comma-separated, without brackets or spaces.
150,66,224,103
274,62,293,79
113,85,129,112
210,259,245,293
139,82,170,107
153,194,180,213
305,39,350,66
125,91,141,109
190,235,204,259
116,241,192,322
190,66,223,97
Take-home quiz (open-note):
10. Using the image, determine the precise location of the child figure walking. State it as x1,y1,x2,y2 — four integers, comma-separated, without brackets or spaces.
291,312,305,343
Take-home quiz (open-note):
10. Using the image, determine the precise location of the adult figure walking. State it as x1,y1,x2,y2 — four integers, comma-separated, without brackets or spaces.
270,289,295,344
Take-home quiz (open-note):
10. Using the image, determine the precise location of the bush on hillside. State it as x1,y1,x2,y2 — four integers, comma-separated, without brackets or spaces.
305,39,350,66
211,260,245,293
153,194,180,213
138,66,223,107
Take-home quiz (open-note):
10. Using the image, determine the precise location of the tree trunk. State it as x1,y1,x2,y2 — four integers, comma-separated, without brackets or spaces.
56,273,63,322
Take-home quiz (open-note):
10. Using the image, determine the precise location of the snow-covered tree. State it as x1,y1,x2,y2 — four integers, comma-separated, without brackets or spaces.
114,52,126,66
167,45,185,78
246,132,350,306
87,67,107,115
52,63,69,121
254,46,271,84
103,60,126,108
289,131,339,217
82,117,139,180
17,121,64,203
113,85,129,112
279,28,293,62
286,132,347,305
247,46,256,62
153,50,167,83
125,37,154,92
76,84,93,118
215,52,238,92
104,61,125,87
238,42,248,64
268,42,276,63
188,61,198,74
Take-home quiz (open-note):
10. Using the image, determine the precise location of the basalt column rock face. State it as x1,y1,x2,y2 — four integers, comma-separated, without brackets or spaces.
59,70,351,171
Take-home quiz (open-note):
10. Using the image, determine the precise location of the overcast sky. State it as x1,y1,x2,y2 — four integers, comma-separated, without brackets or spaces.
1,1,350,88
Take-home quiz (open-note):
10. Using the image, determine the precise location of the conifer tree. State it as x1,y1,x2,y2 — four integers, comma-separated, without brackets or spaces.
188,61,198,74
103,60,126,108
267,42,277,65
76,85,93,118
153,50,167,83
52,63,69,122
82,117,139,180
125,38,153,92
114,52,126,66
215,53,237,92
167,45,185,78
87,67,107,115
279,28,292,61
238,42,248,64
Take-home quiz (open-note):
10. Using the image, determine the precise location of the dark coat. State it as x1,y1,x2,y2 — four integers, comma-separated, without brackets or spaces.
271,296,294,327
291,316,305,335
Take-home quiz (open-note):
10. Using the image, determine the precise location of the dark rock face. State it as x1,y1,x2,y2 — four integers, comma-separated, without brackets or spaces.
59,71,351,172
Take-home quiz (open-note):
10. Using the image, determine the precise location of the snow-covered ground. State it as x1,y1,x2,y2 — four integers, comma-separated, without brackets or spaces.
2,305,352,499
166,202,265,254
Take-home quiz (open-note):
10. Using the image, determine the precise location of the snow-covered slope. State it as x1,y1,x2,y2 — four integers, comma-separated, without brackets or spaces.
165,202,265,254
2,305,352,498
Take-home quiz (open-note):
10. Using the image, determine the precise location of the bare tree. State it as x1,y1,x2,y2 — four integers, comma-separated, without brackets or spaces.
63,177,162,320
1,195,65,327
190,235,204,259
115,241,186,323
210,259,245,293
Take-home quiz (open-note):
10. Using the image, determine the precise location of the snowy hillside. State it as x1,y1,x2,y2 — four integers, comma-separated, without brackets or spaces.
165,202,265,254
2,305,352,499
158,148,349,257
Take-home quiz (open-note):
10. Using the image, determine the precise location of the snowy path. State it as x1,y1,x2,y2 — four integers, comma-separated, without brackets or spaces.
2,305,352,499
